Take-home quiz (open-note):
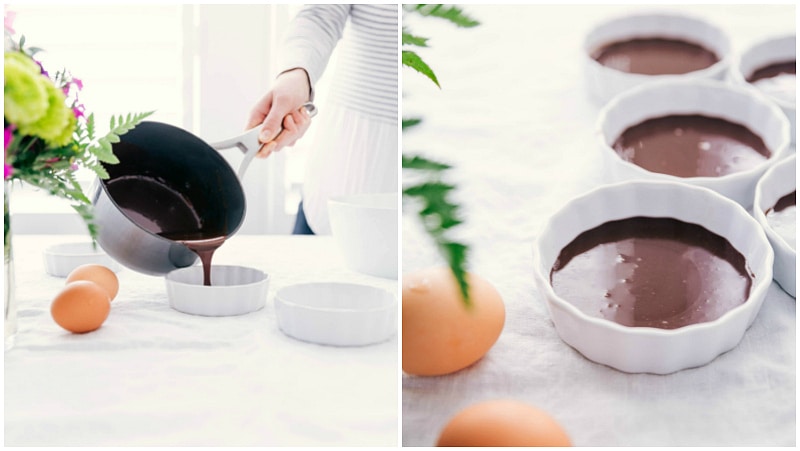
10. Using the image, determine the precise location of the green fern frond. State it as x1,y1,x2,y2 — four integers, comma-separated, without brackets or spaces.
402,154,451,171
402,29,429,47
403,117,423,130
411,4,480,28
402,50,440,88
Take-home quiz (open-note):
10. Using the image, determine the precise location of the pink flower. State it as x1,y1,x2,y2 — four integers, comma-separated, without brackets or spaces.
4,10,15,35
70,163,79,171
63,77,83,96
34,59,49,78
73,104,85,119
4,127,12,152
4,127,12,180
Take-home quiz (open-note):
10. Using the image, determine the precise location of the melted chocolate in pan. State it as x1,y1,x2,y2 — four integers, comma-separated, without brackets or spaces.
107,176,226,286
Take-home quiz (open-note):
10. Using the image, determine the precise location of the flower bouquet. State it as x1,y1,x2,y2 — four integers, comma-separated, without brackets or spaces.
4,15,151,244
4,12,151,346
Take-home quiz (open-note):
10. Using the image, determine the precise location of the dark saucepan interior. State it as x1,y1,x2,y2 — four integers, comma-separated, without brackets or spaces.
102,121,245,240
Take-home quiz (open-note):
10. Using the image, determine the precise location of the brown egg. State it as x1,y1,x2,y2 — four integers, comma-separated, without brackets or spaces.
51,281,111,333
436,399,572,447
402,267,505,376
66,264,119,301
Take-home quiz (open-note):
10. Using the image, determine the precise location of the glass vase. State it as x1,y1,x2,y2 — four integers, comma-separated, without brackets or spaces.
5,180,16,350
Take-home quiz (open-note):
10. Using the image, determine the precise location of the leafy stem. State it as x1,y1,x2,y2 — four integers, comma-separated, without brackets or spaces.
402,5,478,306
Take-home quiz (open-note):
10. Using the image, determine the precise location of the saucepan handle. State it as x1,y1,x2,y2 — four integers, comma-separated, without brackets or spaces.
209,102,318,180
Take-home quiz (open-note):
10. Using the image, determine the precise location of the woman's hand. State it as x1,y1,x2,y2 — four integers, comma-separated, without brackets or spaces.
246,68,313,158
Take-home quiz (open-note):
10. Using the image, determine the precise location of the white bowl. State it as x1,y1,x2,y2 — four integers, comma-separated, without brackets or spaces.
328,193,398,279
43,242,123,277
165,265,269,316
533,180,774,374
597,78,791,208
730,34,796,144
274,282,397,347
584,12,731,105
754,154,796,297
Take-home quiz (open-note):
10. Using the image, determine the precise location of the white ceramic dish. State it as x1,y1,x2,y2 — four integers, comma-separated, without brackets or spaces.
731,34,796,144
597,78,791,208
43,242,123,277
165,265,269,316
533,180,774,374
584,12,731,105
274,282,397,347
328,192,398,280
754,154,796,297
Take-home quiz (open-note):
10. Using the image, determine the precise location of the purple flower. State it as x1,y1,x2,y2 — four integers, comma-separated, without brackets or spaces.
34,59,49,78
72,77,83,91
3,127,12,180
4,127,12,152
70,163,79,171
73,104,85,119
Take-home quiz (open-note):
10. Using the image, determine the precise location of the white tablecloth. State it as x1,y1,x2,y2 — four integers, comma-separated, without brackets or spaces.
5,235,397,446
402,5,795,447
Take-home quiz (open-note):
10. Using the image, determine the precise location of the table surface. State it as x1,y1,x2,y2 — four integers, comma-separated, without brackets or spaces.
4,234,398,446
401,4,796,447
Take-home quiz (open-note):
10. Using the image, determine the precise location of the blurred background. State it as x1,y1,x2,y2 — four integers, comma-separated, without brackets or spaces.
7,4,340,235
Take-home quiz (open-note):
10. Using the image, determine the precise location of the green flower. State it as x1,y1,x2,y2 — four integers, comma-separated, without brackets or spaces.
47,111,77,147
5,51,41,74
17,79,73,146
4,51,48,125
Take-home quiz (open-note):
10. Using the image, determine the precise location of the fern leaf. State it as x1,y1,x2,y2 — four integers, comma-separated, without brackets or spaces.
86,113,96,141
440,241,470,303
89,162,110,180
413,4,480,28
402,154,451,171
402,50,440,88
402,29,429,47
90,140,118,165
403,117,423,130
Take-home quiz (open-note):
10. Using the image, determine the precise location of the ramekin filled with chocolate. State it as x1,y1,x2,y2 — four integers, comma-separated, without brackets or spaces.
731,34,796,144
754,154,795,297
584,12,731,105
533,180,774,374
597,78,791,208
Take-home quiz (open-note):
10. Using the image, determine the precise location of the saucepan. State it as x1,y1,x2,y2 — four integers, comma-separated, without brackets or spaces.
90,103,316,275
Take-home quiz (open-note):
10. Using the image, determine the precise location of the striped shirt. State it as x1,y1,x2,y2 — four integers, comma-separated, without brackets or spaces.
278,4,398,124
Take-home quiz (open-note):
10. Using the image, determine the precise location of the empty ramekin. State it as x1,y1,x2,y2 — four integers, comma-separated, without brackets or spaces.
754,154,796,297
584,12,731,105
533,180,774,374
165,265,270,316
598,78,791,208
731,34,796,144
43,242,123,277
274,282,397,346
328,193,398,280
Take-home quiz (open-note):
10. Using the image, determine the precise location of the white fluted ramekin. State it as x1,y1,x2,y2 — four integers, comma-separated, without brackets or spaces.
275,282,397,347
754,154,796,297
730,34,796,144
597,78,791,208
165,265,269,316
533,180,774,374
584,11,731,105
43,242,122,277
